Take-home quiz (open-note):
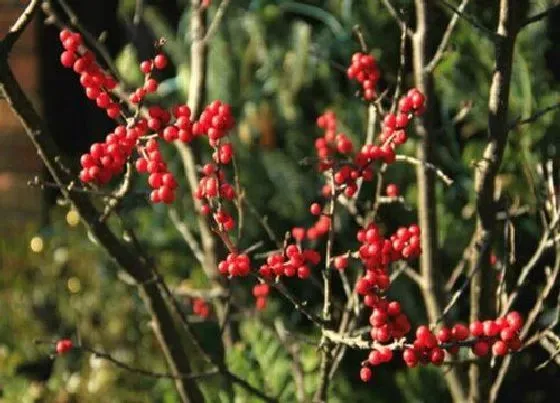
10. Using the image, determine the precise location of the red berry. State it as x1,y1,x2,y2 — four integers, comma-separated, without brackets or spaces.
360,367,372,382
506,311,523,331
154,54,168,70
55,339,73,354
333,256,348,270
310,203,322,215
472,341,489,356
386,183,399,197
469,320,484,337
492,340,509,356
140,60,153,73
451,324,470,341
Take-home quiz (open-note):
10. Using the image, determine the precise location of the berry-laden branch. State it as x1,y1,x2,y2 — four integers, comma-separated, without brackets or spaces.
0,11,205,402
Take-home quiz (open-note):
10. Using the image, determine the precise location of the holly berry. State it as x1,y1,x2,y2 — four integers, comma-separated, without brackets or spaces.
55,339,73,355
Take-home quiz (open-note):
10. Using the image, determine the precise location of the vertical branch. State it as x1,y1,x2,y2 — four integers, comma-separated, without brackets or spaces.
469,0,519,401
314,171,336,402
412,1,467,401
173,0,232,348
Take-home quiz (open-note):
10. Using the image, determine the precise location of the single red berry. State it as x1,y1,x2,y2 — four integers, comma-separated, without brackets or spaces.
144,78,158,93
451,323,470,341
506,311,523,331
469,320,484,337
55,339,73,355
333,255,348,270
140,60,153,74
154,54,168,70
430,348,445,365
360,366,372,382
310,203,322,215
386,183,399,197
472,341,490,356
492,340,509,356
60,51,76,68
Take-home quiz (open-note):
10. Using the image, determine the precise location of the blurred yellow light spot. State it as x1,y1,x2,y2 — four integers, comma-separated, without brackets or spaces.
30,236,44,253
68,277,81,294
66,209,80,227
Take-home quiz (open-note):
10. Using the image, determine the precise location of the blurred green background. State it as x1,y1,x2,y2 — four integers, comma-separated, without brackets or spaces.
1,0,559,402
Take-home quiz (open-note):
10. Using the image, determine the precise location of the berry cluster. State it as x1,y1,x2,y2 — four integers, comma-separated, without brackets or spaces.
252,283,270,311
380,89,426,145
218,253,251,277
59,30,119,118
258,245,321,280
192,298,211,318
79,124,142,184
368,300,411,342
136,139,178,203
361,312,523,380
346,52,381,101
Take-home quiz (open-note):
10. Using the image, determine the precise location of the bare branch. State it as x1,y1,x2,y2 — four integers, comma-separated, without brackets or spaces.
508,102,560,130
0,0,40,54
522,4,560,28
380,0,413,37
436,0,496,40
169,208,206,266
202,0,231,45
395,154,454,185
425,0,470,72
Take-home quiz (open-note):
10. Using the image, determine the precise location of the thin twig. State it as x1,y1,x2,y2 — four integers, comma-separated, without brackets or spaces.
508,102,560,130
425,0,470,72
436,0,496,40
0,0,40,54
202,0,231,45
169,208,205,266
521,4,560,28
395,154,454,185
379,0,413,37
391,18,408,113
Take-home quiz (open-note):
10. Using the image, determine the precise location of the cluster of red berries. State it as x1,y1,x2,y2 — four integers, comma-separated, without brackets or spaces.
252,283,270,311
368,300,411,342
136,139,178,203
59,30,120,119
79,124,141,184
315,111,354,159
218,253,251,277
55,339,73,355
258,245,321,280
194,101,235,147
360,312,524,381
380,89,426,145
468,312,523,356
346,52,380,101
129,54,168,104
192,298,211,318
